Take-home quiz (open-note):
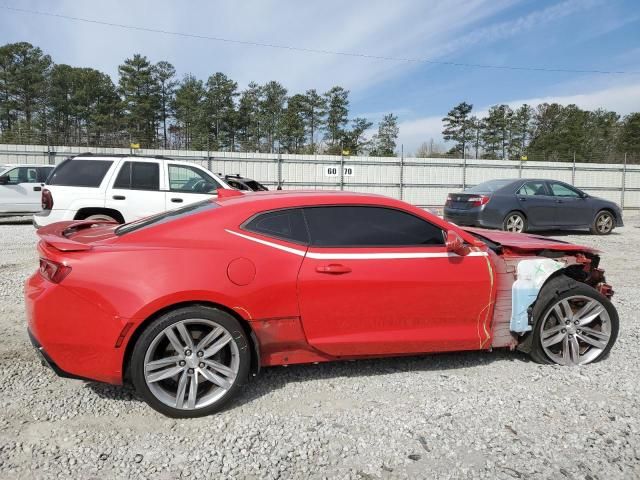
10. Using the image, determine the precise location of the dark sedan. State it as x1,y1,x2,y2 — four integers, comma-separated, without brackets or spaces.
443,179,623,234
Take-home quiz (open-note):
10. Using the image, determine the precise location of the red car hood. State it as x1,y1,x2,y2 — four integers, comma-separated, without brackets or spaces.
463,227,598,254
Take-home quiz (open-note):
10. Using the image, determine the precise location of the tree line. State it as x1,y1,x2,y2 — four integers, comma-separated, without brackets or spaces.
436,101,640,162
0,42,399,155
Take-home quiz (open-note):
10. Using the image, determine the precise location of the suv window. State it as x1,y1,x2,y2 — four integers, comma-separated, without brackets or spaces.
517,181,548,196
244,209,309,244
2,167,38,184
169,164,221,193
37,166,54,183
303,206,445,247
549,182,581,198
48,159,114,187
113,161,160,190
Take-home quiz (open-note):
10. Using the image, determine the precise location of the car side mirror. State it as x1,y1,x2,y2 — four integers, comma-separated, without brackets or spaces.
0,175,9,185
446,230,470,256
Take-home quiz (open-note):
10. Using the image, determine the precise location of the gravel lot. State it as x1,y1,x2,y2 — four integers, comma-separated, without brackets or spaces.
1,215,639,479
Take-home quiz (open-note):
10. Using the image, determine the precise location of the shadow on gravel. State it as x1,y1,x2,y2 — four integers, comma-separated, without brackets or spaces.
233,348,532,409
536,229,621,237
0,217,32,225
82,349,532,412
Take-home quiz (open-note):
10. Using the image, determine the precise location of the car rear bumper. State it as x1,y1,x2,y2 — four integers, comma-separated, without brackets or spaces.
443,207,497,228
33,209,75,228
25,272,125,384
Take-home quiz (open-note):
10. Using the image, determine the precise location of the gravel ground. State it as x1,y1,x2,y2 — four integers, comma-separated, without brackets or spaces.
1,214,639,480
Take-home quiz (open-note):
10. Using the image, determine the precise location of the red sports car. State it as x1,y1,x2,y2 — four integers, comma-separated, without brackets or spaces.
25,190,618,417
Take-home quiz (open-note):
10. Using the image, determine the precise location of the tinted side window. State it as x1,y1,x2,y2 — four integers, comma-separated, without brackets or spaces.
518,181,548,196
244,209,309,244
3,167,37,184
550,182,580,197
37,167,54,183
48,160,113,187
113,161,160,190
304,206,444,247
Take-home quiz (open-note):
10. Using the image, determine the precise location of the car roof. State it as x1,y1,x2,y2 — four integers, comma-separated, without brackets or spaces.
215,189,404,211
1,163,53,168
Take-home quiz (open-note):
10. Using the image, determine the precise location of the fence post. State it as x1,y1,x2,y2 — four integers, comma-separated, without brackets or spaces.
207,156,213,172
519,157,523,178
572,152,576,185
277,153,282,189
399,144,404,200
462,154,467,190
621,153,627,210
339,153,344,191
47,145,56,165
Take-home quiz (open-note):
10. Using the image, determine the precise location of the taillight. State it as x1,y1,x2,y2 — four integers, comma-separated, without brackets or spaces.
39,258,71,283
468,195,490,207
41,188,53,210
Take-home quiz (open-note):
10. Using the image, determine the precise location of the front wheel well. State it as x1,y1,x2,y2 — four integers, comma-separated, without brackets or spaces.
75,207,125,223
121,301,260,384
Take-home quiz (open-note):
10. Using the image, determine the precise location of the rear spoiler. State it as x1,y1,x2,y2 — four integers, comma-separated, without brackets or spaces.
37,220,114,252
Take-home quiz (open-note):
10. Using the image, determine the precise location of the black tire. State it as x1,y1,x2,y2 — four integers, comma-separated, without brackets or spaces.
130,305,251,418
529,275,618,366
502,211,527,233
590,210,615,235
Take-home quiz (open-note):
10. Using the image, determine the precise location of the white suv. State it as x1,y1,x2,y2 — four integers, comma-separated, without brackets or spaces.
0,164,55,217
33,155,231,227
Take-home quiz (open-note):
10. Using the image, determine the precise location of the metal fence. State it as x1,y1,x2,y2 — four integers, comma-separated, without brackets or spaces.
2,144,639,210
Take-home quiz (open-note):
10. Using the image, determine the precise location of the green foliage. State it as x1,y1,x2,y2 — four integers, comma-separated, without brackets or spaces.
369,114,398,157
442,102,473,155
323,86,349,153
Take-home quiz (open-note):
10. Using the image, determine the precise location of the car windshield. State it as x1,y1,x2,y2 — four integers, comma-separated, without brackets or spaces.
115,200,218,235
465,179,513,193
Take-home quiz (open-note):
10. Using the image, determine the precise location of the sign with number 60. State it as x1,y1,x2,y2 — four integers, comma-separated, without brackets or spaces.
324,166,354,177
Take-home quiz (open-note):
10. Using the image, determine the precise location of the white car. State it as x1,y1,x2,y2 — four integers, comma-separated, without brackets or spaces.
33,155,231,227
0,164,55,217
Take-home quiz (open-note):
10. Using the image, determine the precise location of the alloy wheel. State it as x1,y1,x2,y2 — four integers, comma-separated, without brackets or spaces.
505,214,525,233
143,319,240,410
596,213,614,234
540,295,612,365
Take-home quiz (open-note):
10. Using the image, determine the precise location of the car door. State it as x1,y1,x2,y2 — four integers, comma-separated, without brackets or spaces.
0,166,42,213
515,181,557,228
296,205,493,357
105,160,166,222
547,181,592,227
165,164,222,209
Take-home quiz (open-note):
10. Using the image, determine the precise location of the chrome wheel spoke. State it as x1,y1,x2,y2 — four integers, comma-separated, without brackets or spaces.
165,328,186,353
175,371,188,408
187,371,199,409
147,365,184,383
145,356,181,371
195,326,224,352
202,332,232,358
576,304,605,326
200,367,233,390
561,336,571,365
204,359,236,378
569,336,580,364
542,330,566,347
176,323,194,350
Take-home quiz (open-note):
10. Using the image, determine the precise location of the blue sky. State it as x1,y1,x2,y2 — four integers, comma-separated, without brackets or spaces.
1,0,639,153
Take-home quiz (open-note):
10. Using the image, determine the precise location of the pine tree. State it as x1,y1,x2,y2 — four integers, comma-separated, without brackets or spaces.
323,86,349,153
237,82,262,152
301,89,326,153
118,54,160,147
342,117,373,155
442,102,473,156
204,72,238,151
280,94,306,153
154,61,177,148
370,113,399,156
172,75,206,149
259,81,287,153
618,113,640,156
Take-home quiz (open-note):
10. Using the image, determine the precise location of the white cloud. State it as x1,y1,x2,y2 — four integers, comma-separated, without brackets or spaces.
398,82,640,154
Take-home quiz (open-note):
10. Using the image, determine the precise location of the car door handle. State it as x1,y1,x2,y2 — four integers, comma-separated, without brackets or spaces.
171,198,184,203
33,186,41,192
555,199,563,203
112,195,126,200
518,197,526,201
316,264,352,274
